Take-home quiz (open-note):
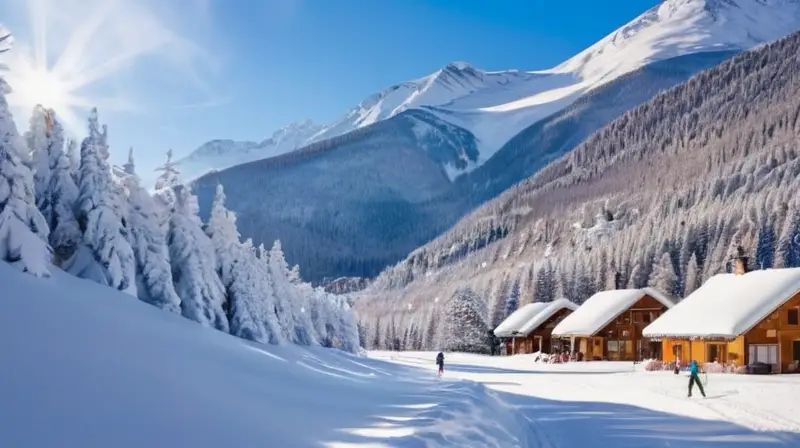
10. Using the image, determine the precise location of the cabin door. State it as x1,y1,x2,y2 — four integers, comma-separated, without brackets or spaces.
533,336,543,353
792,341,800,372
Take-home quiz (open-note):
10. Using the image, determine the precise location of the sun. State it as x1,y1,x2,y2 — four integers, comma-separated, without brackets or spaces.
7,63,74,117
2,31,89,136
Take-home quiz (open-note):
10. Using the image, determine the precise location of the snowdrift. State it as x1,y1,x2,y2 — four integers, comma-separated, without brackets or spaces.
0,263,528,447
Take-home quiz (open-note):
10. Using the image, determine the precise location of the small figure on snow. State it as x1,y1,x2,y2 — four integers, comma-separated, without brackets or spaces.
436,351,445,376
674,357,681,374
688,360,706,398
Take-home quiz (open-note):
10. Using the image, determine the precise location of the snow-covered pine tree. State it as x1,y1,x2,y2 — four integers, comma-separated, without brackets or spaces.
269,239,318,345
331,294,360,352
504,276,521,318
120,148,181,313
627,262,646,289
66,139,79,178
74,109,136,295
288,264,301,284
440,287,489,353
0,65,51,276
168,184,229,331
648,252,678,297
153,149,180,231
777,200,800,268
684,252,701,296
205,184,282,343
25,109,81,265
25,105,58,212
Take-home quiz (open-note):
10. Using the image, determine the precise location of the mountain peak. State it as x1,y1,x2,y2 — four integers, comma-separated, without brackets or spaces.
443,61,473,71
553,0,800,79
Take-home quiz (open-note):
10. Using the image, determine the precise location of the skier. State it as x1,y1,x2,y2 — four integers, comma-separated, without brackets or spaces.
688,359,706,398
436,351,445,376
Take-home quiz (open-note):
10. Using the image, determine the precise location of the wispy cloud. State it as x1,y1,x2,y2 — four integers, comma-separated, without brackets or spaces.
172,94,234,111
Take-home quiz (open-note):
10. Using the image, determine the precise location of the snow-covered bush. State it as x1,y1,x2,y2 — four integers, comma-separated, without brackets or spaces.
643,359,663,371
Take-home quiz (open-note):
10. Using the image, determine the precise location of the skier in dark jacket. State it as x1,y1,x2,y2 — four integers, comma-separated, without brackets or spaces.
436,352,444,376
688,360,706,398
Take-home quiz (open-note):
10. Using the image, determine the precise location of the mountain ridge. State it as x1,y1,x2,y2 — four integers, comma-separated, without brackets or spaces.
179,0,800,182
192,0,800,283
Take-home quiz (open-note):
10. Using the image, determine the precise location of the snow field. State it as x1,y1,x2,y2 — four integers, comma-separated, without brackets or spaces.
0,263,529,447
373,351,800,447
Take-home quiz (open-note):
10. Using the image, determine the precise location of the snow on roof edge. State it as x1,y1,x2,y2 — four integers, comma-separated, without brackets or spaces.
552,288,675,337
642,269,800,339
516,299,579,336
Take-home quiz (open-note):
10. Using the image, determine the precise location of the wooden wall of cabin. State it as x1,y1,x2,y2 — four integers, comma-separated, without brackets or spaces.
529,307,574,355
660,338,744,365
744,291,800,373
596,294,669,361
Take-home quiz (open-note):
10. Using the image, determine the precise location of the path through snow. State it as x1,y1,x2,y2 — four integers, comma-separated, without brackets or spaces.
373,351,800,447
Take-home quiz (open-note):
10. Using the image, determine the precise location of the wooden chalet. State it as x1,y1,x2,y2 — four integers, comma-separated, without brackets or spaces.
494,299,578,355
551,288,675,361
643,257,800,373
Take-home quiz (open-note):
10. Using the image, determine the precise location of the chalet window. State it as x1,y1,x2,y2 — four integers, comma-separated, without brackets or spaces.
789,308,799,326
633,313,641,323
621,329,630,338
643,313,652,323
708,343,726,363
749,344,778,365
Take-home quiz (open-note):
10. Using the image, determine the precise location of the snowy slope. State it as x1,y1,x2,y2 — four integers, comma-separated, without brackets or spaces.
0,262,529,447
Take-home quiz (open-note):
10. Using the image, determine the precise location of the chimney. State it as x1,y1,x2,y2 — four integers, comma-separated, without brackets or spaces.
734,246,748,276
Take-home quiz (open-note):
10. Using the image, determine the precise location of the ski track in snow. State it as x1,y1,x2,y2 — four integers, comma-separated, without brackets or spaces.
373,351,800,447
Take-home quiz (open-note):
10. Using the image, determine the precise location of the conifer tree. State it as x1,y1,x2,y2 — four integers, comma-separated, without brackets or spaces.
122,148,181,313
168,184,228,331
75,109,136,295
0,66,50,276
206,184,282,343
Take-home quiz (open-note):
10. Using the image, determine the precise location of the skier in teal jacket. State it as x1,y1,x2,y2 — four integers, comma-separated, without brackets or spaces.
688,360,706,398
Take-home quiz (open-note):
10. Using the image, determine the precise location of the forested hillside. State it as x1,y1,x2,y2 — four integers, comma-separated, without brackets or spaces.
353,31,800,352
192,51,737,284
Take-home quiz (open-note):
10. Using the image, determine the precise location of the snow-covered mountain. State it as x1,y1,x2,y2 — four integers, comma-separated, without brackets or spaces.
193,0,800,283
175,120,324,181
182,0,800,181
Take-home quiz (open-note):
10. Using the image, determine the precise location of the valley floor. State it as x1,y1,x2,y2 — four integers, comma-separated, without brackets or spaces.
371,351,800,447
4,259,800,447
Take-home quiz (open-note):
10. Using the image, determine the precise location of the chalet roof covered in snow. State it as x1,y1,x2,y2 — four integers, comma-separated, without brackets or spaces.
493,302,549,337
643,268,800,340
552,288,675,337
517,299,579,336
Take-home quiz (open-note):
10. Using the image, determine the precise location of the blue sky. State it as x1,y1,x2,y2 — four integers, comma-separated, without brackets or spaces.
1,0,657,182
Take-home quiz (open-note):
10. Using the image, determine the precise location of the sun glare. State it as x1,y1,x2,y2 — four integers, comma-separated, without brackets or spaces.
1,0,215,138
9,65,71,116
4,51,86,136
